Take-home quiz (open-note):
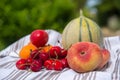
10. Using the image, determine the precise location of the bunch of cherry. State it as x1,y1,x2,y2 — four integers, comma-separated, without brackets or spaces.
16,29,69,72
16,45,69,72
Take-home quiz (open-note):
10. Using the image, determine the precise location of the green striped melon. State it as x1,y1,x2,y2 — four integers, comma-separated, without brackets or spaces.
62,11,103,49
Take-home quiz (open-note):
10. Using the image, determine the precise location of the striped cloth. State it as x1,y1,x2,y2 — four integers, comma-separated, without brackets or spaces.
0,30,120,80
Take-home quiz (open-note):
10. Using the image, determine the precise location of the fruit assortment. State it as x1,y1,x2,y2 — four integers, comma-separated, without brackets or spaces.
16,11,110,73
16,30,69,72
16,29,110,73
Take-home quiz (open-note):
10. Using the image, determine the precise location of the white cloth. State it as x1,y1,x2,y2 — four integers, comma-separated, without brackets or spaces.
0,30,120,80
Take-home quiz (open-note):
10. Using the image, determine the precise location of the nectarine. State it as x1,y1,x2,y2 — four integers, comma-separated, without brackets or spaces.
67,42,103,73
98,49,110,69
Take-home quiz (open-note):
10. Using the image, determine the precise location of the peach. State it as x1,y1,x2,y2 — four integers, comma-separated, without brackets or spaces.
67,42,103,73
98,49,110,69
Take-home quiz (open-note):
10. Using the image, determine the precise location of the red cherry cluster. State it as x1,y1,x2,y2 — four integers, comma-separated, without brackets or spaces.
43,46,69,71
16,46,69,72
16,58,42,72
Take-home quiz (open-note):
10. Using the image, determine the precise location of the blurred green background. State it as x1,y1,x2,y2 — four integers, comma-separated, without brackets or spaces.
0,0,120,50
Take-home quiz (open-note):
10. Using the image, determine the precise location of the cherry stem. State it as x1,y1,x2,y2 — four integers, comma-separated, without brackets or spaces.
80,9,83,16
30,49,32,52
48,50,51,59
55,51,58,59
19,63,27,67
26,63,31,65
33,49,41,59
30,49,33,57
38,47,43,50
47,44,50,46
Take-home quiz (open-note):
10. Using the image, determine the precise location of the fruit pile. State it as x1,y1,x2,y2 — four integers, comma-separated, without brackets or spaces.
16,30,69,72
61,11,110,73
16,29,110,73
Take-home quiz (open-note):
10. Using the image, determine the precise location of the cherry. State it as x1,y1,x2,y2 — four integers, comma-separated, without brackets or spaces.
30,60,42,72
54,60,63,71
30,49,40,59
49,46,61,58
26,58,33,64
30,30,48,47
16,59,27,70
60,49,68,59
44,59,54,70
39,51,49,63
44,59,63,71
26,58,33,67
60,58,69,68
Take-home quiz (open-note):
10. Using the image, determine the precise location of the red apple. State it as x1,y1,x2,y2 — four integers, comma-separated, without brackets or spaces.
30,30,48,47
98,49,110,69
67,42,103,73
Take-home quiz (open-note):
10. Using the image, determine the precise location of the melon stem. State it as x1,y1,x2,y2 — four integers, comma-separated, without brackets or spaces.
80,9,83,17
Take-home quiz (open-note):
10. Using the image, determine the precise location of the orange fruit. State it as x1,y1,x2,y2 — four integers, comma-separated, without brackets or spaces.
41,44,52,53
19,42,37,59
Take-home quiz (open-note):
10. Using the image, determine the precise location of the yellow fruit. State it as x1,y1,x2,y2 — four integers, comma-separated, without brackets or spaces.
41,44,52,53
19,42,37,59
